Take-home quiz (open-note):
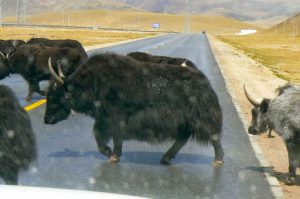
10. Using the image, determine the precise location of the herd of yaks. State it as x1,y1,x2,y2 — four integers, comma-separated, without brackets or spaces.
0,37,299,187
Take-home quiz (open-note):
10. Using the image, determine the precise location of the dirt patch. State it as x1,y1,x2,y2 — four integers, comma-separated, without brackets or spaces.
208,34,300,198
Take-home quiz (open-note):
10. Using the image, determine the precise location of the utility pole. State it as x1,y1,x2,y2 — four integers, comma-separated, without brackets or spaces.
0,0,3,27
17,0,26,24
183,0,191,33
106,0,111,18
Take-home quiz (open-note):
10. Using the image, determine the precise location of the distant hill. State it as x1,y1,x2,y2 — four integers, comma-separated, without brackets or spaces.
3,0,298,28
1,0,141,17
262,13,300,36
115,0,300,27
5,9,261,34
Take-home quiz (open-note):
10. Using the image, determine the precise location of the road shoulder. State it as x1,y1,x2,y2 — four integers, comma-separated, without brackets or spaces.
207,34,288,198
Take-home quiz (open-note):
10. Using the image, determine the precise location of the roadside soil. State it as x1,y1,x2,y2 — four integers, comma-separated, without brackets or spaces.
208,34,299,198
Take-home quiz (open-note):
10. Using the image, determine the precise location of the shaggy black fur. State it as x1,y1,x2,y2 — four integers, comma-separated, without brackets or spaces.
27,38,87,58
45,53,223,165
127,51,197,69
0,44,87,101
0,39,25,56
0,85,36,184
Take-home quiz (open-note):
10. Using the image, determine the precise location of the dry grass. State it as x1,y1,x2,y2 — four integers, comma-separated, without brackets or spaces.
217,35,300,83
0,27,157,47
4,10,260,34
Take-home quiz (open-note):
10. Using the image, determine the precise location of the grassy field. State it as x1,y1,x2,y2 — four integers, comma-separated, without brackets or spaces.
0,27,157,46
4,10,260,34
217,35,300,83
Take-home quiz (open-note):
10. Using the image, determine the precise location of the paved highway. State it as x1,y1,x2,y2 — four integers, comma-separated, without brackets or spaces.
0,33,274,199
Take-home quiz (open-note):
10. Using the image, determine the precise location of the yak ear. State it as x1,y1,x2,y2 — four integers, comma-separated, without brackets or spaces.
260,99,270,113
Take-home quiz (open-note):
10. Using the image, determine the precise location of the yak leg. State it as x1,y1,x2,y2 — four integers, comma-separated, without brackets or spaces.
268,128,275,138
2,170,18,185
161,137,189,165
32,80,46,96
26,81,44,101
25,81,35,101
93,121,112,158
108,136,123,164
211,136,224,167
285,140,298,185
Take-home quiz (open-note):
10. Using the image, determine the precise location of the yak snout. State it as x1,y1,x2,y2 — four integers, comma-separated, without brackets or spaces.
44,115,57,124
248,125,259,135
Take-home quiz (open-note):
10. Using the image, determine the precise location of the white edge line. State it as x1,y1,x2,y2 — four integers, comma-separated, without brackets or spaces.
206,35,285,199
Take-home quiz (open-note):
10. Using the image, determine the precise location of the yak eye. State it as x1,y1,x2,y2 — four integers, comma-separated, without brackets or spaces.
251,109,258,117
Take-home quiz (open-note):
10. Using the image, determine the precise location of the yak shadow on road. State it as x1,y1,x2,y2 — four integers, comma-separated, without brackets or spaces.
88,161,223,199
47,148,213,165
245,166,300,186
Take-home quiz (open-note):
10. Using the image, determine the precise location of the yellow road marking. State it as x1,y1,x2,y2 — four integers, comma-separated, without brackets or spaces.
24,99,47,112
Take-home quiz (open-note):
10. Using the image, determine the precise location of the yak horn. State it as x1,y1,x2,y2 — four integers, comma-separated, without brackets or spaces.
243,84,261,107
0,51,6,58
57,60,65,78
12,40,17,47
48,57,64,85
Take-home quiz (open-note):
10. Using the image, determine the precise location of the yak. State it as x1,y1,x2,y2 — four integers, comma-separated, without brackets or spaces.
44,53,224,166
0,85,37,184
127,51,197,69
0,44,87,101
0,39,25,58
27,37,87,58
244,84,300,185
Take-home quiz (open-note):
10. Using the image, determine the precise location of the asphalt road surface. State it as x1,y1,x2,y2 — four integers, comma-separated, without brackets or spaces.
0,33,274,199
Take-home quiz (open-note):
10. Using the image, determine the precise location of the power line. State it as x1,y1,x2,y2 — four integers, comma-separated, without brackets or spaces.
183,0,191,33
17,0,26,24
0,0,2,26
106,0,111,18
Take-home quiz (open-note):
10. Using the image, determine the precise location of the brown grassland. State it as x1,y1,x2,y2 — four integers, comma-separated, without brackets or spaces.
217,35,300,83
217,13,300,83
5,10,260,34
0,27,157,47
1,9,260,49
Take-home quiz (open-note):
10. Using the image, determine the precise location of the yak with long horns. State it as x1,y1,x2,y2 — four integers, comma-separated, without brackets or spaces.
44,53,224,166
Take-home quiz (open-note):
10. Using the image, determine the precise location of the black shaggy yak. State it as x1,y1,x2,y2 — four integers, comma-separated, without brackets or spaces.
0,39,25,57
0,44,87,101
45,53,224,166
0,85,36,184
27,37,87,58
127,51,197,69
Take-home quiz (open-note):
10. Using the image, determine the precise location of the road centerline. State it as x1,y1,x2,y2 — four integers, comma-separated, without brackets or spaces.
24,99,47,111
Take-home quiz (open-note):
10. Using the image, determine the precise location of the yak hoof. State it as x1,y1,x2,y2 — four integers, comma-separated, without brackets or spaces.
38,91,46,96
160,158,171,165
285,176,296,185
108,155,119,164
25,96,32,101
212,160,224,167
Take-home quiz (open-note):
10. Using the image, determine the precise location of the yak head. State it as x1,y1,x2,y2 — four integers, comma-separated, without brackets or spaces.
243,84,270,135
0,52,10,79
44,57,71,124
